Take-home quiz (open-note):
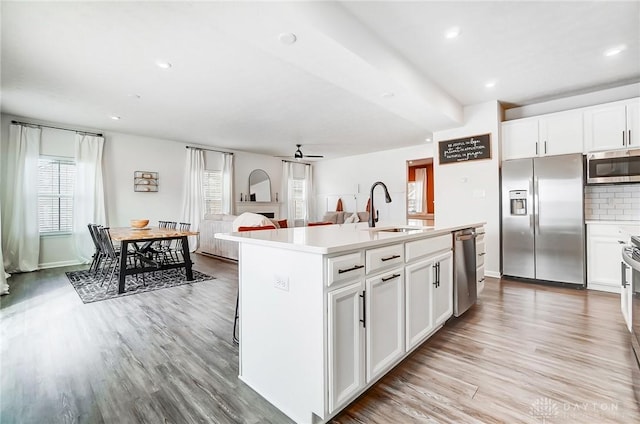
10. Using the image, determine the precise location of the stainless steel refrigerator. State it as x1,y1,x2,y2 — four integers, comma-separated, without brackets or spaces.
501,154,585,286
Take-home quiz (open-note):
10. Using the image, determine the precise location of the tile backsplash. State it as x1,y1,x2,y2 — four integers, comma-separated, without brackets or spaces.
584,184,640,221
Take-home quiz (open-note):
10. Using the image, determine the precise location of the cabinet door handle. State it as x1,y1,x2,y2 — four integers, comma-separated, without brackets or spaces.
621,262,628,288
381,273,401,282
433,263,438,287
338,264,364,274
630,130,632,145
623,130,626,146
381,254,401,262
535,141,539,155
360,291,366,328
478,252,486,256
544,140,547,154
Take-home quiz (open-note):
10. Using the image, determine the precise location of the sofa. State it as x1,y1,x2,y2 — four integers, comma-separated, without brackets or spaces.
198,214,238,260
198,213,288,261
320,211,369,224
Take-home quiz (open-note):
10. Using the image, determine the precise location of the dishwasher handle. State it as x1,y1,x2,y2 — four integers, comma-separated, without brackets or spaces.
455,233,476,241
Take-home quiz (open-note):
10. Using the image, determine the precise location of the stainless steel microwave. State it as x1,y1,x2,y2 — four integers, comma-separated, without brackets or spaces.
587,149,640,184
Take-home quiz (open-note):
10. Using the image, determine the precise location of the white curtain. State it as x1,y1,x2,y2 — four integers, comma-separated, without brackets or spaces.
1,124,41,273
73,134,106,263
0,179,9,295
414,168,426,214
181,148,205,251
281,161,296,227
303,163,313,225
221,153,234,215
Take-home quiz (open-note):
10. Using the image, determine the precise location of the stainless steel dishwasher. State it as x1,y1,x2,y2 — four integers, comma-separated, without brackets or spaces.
453,228,477,317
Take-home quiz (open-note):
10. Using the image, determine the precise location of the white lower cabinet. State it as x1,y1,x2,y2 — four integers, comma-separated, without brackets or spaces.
327,280,365,413
432,251,454,327
365,268,405,382
405,259,434,350
587,223,640,293
476,227,486,295
327,236,455,417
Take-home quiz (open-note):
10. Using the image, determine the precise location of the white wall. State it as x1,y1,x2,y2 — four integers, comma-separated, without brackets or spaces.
313,144,435,223
433,101,501,277
1,113,281,268
233,151,282,205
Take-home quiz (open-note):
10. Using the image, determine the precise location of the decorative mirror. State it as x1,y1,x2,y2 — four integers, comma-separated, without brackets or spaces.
248,169,271,202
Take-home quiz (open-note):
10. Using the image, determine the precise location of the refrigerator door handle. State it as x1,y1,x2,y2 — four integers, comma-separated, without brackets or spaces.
533,177,540,234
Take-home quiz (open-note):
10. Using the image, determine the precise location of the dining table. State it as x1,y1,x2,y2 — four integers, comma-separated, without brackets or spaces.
109,226,199,294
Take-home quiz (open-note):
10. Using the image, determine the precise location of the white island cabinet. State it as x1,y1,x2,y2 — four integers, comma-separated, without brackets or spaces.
217,222,483,424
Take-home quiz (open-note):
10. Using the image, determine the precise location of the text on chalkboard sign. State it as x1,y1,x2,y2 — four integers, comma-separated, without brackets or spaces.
438,133,491,164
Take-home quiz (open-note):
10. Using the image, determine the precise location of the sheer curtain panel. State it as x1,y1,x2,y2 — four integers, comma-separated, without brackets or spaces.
281,161,295,228
181,148,205,251
221,153,234,215
0,181,9,295
73,134,106,262
303,163,314,226
1,124,41,272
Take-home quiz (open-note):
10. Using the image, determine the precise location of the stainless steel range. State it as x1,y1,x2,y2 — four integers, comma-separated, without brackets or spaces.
622,236,640,402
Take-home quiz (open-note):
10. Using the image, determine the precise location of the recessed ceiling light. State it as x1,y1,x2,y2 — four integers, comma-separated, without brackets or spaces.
445,27,461,39
604,45,627,57
425,137,432,142
484,80,497,88
155,60,172,69
381,92,395,99
110,115,121,120
278,33,297,45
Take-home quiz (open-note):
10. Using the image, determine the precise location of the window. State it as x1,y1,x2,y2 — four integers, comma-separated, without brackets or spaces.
38,157,75,233
203,170,222,214
291,178,306,220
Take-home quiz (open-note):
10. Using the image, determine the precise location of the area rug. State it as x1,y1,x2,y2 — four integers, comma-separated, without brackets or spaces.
66,268,215,303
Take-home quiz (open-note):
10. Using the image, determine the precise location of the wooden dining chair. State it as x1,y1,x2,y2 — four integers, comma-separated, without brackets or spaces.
233,225,276,343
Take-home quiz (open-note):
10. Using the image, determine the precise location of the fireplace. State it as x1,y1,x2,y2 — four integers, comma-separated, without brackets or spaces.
236,202,280,219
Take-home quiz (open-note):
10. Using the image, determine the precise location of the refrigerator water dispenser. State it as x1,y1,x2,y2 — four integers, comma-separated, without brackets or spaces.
509,190,527,215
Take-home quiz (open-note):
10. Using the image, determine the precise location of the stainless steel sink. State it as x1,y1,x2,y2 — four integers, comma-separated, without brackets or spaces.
373,226,428,233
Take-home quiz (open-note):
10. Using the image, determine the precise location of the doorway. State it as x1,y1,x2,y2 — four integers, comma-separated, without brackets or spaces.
407,158,434,225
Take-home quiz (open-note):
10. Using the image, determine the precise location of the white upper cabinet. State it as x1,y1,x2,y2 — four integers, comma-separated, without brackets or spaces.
502,109,583,160
540,111,584,156
584,98,640,151
502,118,538,160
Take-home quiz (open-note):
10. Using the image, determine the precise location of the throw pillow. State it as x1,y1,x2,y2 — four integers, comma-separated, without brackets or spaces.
344,213,360,224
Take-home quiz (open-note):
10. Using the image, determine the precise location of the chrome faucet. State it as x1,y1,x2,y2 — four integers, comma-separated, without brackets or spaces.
368,181,392,228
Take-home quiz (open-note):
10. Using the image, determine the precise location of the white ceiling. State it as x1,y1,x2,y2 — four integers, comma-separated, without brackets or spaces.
2,1,639,159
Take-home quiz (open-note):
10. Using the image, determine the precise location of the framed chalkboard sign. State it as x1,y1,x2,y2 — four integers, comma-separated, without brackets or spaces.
438,133,491,164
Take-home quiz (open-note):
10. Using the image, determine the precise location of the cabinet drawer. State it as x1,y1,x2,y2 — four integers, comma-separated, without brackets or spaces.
366,244,404,274
327,251,365,287
477,265,485,283
477,241,486,267
405,234,452,263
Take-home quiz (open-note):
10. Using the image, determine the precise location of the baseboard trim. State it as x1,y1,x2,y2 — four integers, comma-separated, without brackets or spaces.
38,260,84,270
485,270,500,279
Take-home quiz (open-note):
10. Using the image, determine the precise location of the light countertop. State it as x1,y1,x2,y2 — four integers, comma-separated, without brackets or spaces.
585,220,640,226
215,221,485,254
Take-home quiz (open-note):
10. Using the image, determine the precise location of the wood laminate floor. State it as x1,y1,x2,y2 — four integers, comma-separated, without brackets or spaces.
1,254,639,423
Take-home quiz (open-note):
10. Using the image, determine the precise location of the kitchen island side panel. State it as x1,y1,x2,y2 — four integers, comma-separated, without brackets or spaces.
238,243,326,424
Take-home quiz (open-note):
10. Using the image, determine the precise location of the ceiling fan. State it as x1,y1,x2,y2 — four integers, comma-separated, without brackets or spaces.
279,144,324,160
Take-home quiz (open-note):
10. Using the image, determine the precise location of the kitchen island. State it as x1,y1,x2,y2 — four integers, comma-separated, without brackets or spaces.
216,221,484,424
